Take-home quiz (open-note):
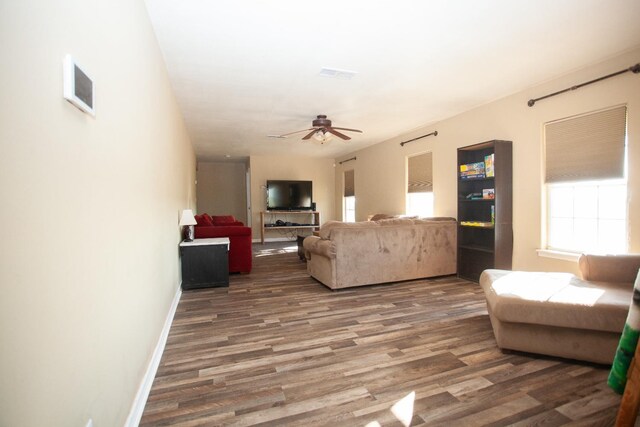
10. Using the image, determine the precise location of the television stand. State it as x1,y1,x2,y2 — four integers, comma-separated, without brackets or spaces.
260,211,320,244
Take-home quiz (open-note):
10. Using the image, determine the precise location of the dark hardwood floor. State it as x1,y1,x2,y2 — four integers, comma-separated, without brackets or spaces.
140,242,621,426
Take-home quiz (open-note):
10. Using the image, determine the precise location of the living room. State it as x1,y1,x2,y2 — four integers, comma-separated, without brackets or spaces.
199,50,640,274
2,1,640,426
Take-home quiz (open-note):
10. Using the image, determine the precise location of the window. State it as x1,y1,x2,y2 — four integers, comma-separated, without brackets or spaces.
406,152,434,217
406,192,433,218
548,180,626,253
545,106,627,254
344,196,355,223
344,169,355,222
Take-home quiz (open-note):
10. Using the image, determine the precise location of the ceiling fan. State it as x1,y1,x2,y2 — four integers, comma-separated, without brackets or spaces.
269,115,362,142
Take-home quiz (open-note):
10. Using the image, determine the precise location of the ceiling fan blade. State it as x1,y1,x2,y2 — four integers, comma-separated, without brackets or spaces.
302,129,319,140
326,127,351,140
277,128,315,137
332,127,363,133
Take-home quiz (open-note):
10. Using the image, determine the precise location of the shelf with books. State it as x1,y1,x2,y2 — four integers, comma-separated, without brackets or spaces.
457,140,512,282
459,161,485,179
459,153,495,180
460,221,494,228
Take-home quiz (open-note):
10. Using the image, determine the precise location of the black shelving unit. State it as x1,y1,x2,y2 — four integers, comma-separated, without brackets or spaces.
457,140,513,282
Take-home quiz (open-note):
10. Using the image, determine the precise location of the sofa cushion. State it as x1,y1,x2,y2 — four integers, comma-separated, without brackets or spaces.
219,221,244,226
369,213,395,221
481,269,631,333
579,254,640,283
373,217,455,226
318,220,379,240
211,215,236,224
196,225,251,238
374,217,417,226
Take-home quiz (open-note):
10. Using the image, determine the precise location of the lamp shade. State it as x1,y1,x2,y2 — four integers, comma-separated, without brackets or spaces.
179,209,197,226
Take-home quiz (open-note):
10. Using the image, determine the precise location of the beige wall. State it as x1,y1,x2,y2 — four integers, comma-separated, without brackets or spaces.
336,47,640,274
249,155,336,241
0,1,195,426
197,161,248,224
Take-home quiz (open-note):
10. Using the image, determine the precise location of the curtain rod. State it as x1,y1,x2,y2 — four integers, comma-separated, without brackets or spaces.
400,131,438,147
528,63,640,107
339,156,356,165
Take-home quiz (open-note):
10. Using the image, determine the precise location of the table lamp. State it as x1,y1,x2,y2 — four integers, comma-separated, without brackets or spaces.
179,209,197,241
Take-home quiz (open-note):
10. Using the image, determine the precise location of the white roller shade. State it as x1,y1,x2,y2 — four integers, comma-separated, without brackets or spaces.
408,152,433,193
545,106,626,183
344,169,355,197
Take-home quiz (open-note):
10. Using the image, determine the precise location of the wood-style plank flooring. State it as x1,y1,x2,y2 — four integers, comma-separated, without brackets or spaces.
140,242,621,426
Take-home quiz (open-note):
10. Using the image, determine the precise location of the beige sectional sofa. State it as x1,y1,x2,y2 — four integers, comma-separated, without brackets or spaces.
303,217,457,290
480,254,640,364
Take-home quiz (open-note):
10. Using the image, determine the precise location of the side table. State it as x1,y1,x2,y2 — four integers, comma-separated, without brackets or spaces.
179,238,230,290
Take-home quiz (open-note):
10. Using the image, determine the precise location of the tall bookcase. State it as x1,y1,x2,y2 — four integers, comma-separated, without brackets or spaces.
457,140,513,282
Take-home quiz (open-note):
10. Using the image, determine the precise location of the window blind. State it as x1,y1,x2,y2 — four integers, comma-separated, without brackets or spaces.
545,106,626,183
344,169,355,197
407,152,433,193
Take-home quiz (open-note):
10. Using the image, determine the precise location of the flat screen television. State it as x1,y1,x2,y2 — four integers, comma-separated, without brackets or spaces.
267,180,313,211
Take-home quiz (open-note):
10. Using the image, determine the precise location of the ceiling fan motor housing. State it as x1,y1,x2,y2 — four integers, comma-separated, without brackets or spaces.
312,115,332,128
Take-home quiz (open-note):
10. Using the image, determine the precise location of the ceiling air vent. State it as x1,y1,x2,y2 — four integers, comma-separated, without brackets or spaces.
319,67,358,80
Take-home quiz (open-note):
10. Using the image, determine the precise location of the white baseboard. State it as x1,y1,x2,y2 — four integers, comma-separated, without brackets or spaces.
125,285,182,427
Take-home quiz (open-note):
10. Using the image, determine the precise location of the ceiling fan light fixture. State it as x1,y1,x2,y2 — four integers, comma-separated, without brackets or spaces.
312,129,332,144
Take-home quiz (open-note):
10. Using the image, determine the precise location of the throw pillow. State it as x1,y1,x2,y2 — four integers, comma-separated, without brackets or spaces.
200,214,214,226
369,213,395,221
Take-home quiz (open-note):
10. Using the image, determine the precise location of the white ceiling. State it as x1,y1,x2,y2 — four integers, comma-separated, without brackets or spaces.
144,0,640,161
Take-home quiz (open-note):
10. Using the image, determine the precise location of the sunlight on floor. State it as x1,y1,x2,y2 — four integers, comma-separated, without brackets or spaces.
391,391,415,426
254,244,298,258
365,391,415,427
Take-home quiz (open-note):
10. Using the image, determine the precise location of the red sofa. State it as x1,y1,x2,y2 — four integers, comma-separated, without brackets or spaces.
194,214,252,273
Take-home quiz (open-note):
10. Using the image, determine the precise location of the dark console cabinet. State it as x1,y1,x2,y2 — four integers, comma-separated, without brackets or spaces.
180,238,229,290
457,140,513,282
